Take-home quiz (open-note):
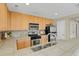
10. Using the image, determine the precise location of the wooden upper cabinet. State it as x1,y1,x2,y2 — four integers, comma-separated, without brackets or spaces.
11,12,56,31
11,12,29,30
0,3,56,31
0,4,8,31
38,18,45,30
10,11,56,31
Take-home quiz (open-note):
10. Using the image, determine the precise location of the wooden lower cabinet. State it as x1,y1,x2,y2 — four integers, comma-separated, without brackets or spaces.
16,39,31,50
40,35,48,45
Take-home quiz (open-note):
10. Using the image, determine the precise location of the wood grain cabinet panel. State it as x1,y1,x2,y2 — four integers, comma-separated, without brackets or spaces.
11,12,56,31
24,39,31,48
11,12,28,30
0,4,8,31
11,12,29,30
16,40,24,49
0,3,56,31
40,35,48,45
16,39,31,50
39,18,45,30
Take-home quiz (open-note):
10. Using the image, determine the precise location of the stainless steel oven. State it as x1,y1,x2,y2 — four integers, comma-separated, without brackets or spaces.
31,39,40,46
28,23,39,36
28,23,41,46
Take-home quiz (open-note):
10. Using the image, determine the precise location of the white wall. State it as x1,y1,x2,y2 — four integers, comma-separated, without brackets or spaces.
57,17,79,40
70,20,79,39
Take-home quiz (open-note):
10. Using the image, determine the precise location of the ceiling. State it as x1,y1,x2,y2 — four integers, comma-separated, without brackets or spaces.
7,3,79,20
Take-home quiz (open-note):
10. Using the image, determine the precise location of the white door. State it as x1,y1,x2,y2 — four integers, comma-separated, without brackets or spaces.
70,20,77,39
57,20,65,40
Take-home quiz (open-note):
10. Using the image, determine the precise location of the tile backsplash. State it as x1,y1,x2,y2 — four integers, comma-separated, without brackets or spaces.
11,30,45,39
12,31,28,39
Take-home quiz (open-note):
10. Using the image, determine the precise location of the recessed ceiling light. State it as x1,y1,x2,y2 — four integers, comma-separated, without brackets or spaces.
54,13,58,16
25,3,30,5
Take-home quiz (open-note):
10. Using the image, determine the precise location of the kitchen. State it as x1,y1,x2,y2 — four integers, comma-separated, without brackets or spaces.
0,3,79,56
0,3,57,55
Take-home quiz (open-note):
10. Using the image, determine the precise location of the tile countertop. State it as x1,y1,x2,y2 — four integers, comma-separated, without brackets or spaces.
12,34,47,40
11,36,31,40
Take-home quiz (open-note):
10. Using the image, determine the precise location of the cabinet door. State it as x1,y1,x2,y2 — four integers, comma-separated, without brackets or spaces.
11,13,28,30
0,4,8,31
40,35,48,45
39,18,45,30
16,39,31,50
57,20,65,40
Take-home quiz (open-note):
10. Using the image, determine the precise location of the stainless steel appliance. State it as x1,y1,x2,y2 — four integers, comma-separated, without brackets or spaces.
31,39,40,46
45,25,56,34
45,25,57,45
28,23,41,46
48,33,56,45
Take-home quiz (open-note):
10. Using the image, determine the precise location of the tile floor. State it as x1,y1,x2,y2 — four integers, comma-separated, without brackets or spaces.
0,38,16,56
0,38,79,56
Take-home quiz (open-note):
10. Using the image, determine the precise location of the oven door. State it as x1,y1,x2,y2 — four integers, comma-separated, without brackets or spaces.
32,39,40,46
